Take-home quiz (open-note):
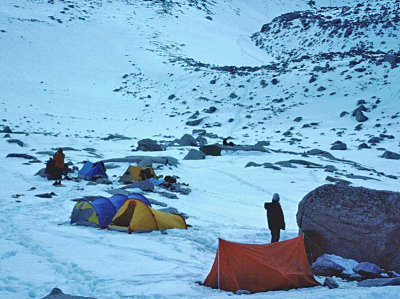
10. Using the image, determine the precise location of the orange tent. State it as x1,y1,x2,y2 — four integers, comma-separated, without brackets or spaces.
203,235,319,293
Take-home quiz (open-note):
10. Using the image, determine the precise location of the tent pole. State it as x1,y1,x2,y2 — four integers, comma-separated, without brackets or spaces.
218,239,220,290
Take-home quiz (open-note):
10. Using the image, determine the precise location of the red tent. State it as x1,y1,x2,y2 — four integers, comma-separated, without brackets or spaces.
203,235,319,293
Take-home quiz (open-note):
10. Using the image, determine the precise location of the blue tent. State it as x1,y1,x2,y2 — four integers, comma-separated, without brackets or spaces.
70,193,151,228
78,161,108,180
109,194,129,211
127,193,152,207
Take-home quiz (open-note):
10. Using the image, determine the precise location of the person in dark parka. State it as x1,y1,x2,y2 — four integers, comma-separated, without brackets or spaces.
264,193,285,243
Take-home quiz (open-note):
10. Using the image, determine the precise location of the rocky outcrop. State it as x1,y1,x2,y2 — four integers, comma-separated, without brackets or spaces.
297,183,400,272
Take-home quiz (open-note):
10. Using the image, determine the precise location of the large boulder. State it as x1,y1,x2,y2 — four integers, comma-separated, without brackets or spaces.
200,144,221,156
297,184,400,272
183,149,205,160
178,134,198,146
353,262,381,278
136,139,162,151
311,255,345,276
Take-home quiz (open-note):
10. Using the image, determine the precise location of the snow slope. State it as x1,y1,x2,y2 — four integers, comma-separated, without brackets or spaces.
0,0,399,298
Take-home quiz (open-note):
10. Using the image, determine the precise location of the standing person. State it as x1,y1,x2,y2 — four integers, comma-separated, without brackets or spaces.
53,148,65,185
264,193,285,243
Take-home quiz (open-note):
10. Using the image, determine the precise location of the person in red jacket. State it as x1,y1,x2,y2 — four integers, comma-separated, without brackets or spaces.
53,148,65,185
264,193,286,243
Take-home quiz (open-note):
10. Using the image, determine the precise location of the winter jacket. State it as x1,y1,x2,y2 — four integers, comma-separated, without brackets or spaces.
264,202,285,230
53,152,65,169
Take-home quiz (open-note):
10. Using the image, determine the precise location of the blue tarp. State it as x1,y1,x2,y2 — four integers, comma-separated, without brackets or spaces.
78,161,108,180
148,177,165,186
127,193,152,207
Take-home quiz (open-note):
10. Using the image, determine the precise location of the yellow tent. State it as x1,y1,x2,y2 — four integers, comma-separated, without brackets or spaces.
119,166,158,183
109,199,187,233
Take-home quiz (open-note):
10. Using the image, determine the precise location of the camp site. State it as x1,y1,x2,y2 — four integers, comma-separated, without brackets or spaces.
1,0,400,298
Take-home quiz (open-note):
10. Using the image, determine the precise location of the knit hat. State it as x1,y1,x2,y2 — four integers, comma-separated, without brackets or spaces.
272,193,280,202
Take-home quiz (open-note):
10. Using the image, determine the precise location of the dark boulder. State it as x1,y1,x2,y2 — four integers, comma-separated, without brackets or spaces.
178,134,198,146
136,139,162,151
297,184,400,272
186,118,205,126
42,287,96,298
323,277,339,289
383,53,400,68
311,255,345,276
200,144,221,156
330,141,347,150
1,126,12,133
358,277,400,287
355,110,368,122
381,151,400,160
7,139,23,147
353,262,381,278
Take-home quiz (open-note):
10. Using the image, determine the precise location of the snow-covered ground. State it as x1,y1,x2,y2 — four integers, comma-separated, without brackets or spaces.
0,0,399,298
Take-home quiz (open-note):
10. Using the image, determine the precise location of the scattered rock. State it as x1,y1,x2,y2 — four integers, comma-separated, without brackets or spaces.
353,262,381,278
358,277,400,287
103,156,178,167
102,134,130,141
312,255,345,276
203,106,217,114
381,151,400,160
183,149,205,160
229,92,238,99
317,86,326,92
293,117,302,122
271,78,279,85
330,141,347,150
136,139,162,151
368,137,383,144
383,53,400,68
340,111,348,117
200,144,221,156
186,118,205,126
35,192,57,198
42,287,96,299
6,153,40,162
188,111,200,120
196,136,207,146
323,277,339,289
355,110,368,122
358,143,370,149
7,139,23,147
245,162,262,168
325,176,351,185
178,134,198,146
1,126,12,133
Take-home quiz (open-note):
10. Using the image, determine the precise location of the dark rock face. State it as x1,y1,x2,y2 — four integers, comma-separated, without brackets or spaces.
136,139,162,151
183,149,205,160
297,184,400,272
1,126,12,133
